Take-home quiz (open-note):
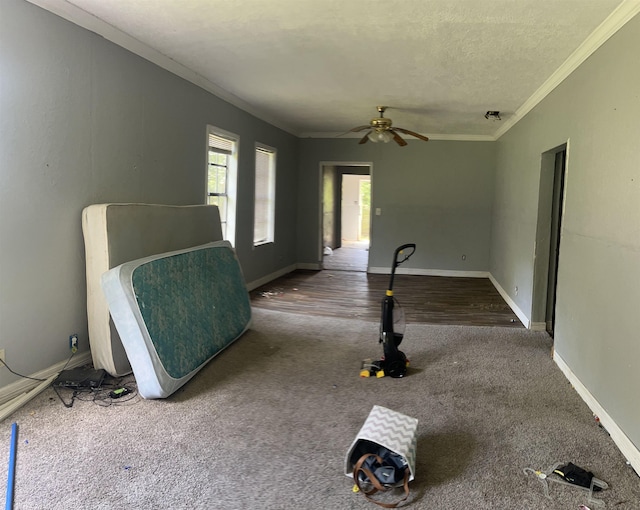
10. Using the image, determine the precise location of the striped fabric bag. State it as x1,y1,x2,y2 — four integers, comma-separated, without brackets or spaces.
345,406,418,508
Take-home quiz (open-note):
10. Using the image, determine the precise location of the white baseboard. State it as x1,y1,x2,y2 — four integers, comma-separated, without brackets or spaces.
246,264,297,291
0,374,59,423
488,273,531,328
0,350,92,406
296,262,321,270
368,267,490,278
554,352,640,478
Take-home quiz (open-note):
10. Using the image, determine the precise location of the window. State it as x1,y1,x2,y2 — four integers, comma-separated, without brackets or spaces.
206,126,238,245
253,144,276,245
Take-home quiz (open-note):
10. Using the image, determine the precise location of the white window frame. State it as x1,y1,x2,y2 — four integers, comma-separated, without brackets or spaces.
206,125,238,247
253,143,276,246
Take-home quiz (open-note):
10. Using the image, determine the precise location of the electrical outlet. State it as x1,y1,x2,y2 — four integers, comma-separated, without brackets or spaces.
69,334,78,352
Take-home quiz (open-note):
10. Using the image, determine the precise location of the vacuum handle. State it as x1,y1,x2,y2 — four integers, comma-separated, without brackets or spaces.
393,244,416,267
388,243,416,293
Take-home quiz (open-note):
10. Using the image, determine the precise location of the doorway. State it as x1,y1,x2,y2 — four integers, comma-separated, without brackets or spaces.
320,163,372,272
545,149,567,335
532,144,568,335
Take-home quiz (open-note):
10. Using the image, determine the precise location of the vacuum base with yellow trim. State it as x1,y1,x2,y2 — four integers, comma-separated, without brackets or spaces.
359,357,410,378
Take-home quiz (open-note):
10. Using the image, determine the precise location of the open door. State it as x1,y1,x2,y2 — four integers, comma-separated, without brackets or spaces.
341,174,370,244
322,165,340,251
320,163,371,270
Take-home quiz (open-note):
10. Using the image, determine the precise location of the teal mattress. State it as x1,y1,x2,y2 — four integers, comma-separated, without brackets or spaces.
101,241,251,398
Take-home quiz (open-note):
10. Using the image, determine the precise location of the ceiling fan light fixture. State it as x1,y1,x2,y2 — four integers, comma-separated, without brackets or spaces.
367,130,394,143
351,107,427,146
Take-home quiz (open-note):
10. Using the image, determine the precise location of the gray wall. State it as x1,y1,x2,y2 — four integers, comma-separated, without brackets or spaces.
299,139,496,271
490,14,640,449
0,0,298,386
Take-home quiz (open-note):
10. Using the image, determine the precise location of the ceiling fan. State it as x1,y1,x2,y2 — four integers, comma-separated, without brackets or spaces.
350,106,429,146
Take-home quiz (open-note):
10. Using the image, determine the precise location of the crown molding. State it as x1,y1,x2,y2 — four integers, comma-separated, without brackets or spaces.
301,132,495,142
24,0,299,137
494,0,640,139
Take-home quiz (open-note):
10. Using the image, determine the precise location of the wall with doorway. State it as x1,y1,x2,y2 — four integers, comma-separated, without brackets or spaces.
299,140,496,272
490,14,640,463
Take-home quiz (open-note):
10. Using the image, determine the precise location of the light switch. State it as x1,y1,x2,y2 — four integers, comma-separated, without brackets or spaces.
375,208,381,216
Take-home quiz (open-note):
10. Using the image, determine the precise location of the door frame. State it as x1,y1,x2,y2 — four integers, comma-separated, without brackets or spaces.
318,161,373,265
531,141,569,331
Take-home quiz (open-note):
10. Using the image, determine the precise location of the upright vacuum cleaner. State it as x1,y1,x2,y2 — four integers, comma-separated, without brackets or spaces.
361,243,416,379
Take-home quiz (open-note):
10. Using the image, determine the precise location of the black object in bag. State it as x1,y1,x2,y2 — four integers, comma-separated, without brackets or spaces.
357,446,407,486
354,446,410,508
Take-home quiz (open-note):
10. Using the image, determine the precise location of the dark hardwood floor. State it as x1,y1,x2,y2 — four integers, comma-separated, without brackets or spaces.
251,269,523,328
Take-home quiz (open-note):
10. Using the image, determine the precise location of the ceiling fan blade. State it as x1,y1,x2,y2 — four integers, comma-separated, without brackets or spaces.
394,127,429,142
350,125,372,132
390,129,407,146
358,132,371,144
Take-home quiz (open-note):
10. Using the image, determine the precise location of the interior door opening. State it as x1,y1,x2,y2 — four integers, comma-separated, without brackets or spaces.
545,149,567,336
532,144,568,335
320,163,371,272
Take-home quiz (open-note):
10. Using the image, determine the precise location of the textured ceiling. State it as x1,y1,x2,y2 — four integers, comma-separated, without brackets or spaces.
30,0,635,139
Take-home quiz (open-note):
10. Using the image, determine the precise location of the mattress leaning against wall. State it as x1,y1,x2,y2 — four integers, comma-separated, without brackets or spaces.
101,241,251,399
82,204,223,376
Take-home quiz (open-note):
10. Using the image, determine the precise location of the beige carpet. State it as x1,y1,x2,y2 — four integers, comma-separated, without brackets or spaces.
1,308,639,509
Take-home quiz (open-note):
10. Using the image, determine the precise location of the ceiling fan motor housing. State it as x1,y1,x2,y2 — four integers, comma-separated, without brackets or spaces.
371,117,392,130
